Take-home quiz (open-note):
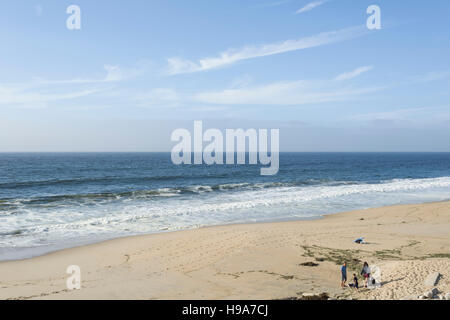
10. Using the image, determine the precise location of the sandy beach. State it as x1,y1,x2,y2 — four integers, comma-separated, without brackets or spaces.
0,201,449,300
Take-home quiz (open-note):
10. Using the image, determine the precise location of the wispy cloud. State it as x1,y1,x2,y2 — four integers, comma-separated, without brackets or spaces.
0,65,132,108
137,64,382,108
341,105,450,125
34,65,143,85
408,71,450,84
193,78,383,106
295,0,327,14
0,85,102,108
334,66,373,81
0,64,141,109
167,25,368,75
253,0,292,8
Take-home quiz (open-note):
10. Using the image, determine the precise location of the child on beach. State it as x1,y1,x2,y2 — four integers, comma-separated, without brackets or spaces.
350,274,359,290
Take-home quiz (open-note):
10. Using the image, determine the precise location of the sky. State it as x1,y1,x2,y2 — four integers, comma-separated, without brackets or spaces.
0,0,449,152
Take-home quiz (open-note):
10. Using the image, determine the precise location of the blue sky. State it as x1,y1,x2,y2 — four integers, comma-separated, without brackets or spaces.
0,0,449,151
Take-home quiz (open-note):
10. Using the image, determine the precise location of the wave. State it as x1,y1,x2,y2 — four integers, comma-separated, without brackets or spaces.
0,182,285,205
1,177,449,211
0,172,234,190
2,176,450,241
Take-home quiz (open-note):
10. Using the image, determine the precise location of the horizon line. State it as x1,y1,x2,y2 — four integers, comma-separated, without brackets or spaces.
0,151,449,154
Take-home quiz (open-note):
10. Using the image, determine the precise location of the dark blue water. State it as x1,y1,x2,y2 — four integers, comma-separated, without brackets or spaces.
1,152,449,260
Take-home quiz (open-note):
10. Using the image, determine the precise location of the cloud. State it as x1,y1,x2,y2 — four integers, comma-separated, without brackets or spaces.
167,25,368,74
295,0,327,14
253,0,292,8
193,78,383,106
135,65,381,108
0,65,139,108
0,85,102,108
334,66,373,81
341,105,450,126
408,71,450,84
34,65,143,85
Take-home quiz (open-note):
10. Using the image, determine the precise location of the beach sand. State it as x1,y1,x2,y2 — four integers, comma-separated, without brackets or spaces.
0,201,449,300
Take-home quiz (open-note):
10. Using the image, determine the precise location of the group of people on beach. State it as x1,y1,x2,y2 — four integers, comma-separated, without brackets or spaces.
340,262,371,290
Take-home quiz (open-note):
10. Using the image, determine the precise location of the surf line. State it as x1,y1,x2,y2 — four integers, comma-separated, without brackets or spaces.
171,120,279,175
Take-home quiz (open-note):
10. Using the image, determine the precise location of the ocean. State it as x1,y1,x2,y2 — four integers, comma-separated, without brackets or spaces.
0,152,449,260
